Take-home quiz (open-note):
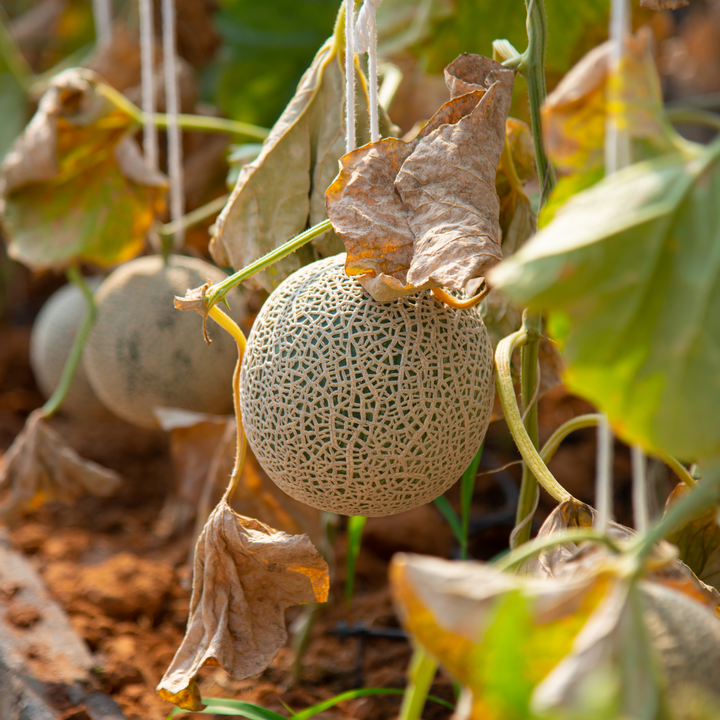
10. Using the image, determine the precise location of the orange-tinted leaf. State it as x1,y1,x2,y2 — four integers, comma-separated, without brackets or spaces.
0,409,121,520
157,501,328,710
326,55,514,301
1,68,167,271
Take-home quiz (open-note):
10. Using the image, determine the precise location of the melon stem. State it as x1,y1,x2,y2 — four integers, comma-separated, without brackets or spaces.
41,266,96,419
207,305,247,504
495,328,572,506
204,219,333,311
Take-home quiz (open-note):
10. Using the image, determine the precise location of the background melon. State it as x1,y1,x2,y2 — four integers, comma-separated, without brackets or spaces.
30,278,112,421
84,255,243,429
240,254,495,517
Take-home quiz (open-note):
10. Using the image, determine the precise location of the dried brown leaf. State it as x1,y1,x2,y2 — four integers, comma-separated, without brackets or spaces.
157,501,328,710
0,410,121,521
326,55,514,302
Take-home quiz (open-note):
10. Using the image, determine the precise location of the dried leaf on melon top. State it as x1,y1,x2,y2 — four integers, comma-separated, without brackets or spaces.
326,54,514,302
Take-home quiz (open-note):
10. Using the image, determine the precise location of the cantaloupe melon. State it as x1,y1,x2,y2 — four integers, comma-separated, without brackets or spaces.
84,255,243,429
30,278,112,421
240,254,495,517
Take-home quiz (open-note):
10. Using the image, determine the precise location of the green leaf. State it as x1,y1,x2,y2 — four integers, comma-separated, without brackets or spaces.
403,0,612,76
167,697,286,719
490,142,720,461
211,0,339,128
433,495,463,548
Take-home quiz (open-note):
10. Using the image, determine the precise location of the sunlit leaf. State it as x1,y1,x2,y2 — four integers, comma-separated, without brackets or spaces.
0,409,121,521
157,501,328,711
489,142,720,461
391,553,652,720
326,55,514,301
1,68,167,271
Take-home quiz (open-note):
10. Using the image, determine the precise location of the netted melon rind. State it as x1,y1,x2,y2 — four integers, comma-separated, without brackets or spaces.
240,254,495,517
85,255,242,429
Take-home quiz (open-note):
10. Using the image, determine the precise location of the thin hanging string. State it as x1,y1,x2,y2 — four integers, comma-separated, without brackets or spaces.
605,0,631,174
92,0,112,42
355,0,382,143
344,0,356,153
594,0,629,533
139,0,158,169
161,0,185,249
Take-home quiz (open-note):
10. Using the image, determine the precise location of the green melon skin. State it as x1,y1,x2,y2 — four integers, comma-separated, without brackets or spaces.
30,278,113,421
240,254,496,518
84,255,242,429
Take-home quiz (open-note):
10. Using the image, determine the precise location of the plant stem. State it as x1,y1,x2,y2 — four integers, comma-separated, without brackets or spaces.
399,645,438,720
518,0,556,206
495,527,623,572
97,83,269,140
539,413,697,489
513,312,543,547
207,305,247,504
156,194,230,237
205,220,333,310
506,0,557,547
41,267,95,418
344,515,367,604
495,330,572,506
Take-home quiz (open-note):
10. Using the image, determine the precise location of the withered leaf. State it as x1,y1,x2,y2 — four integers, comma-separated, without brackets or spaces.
210,35,394,290
0,409,121,521
1,68,167,271
665,483,720,591
542,29,677,178
326,55,514,302
157,501,328,711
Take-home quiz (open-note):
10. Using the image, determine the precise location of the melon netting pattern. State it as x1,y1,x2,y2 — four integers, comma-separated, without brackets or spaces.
240,254,495,517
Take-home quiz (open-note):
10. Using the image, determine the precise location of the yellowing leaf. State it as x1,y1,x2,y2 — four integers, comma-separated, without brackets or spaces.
542,29,677,177
0,409,121,520
157,501,328,711
210,32,393,290
1,68,167,271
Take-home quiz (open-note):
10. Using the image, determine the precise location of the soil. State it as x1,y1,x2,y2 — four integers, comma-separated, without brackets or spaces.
0,260,675,720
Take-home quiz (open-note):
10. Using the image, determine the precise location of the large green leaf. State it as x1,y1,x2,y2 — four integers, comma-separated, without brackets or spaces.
209,0,339,127
490,143,720,461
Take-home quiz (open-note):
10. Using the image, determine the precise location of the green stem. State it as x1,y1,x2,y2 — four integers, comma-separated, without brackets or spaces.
97,83,269,140
518,0,556,205
540,413,697,489
399,645,438,720
41,267,95,418
507,0,557,547
156,194,230,237
514,312,543,547
495,330,572,506
495,528,622,573
206,220,333,310
666,107,720,132
344,515,367,605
